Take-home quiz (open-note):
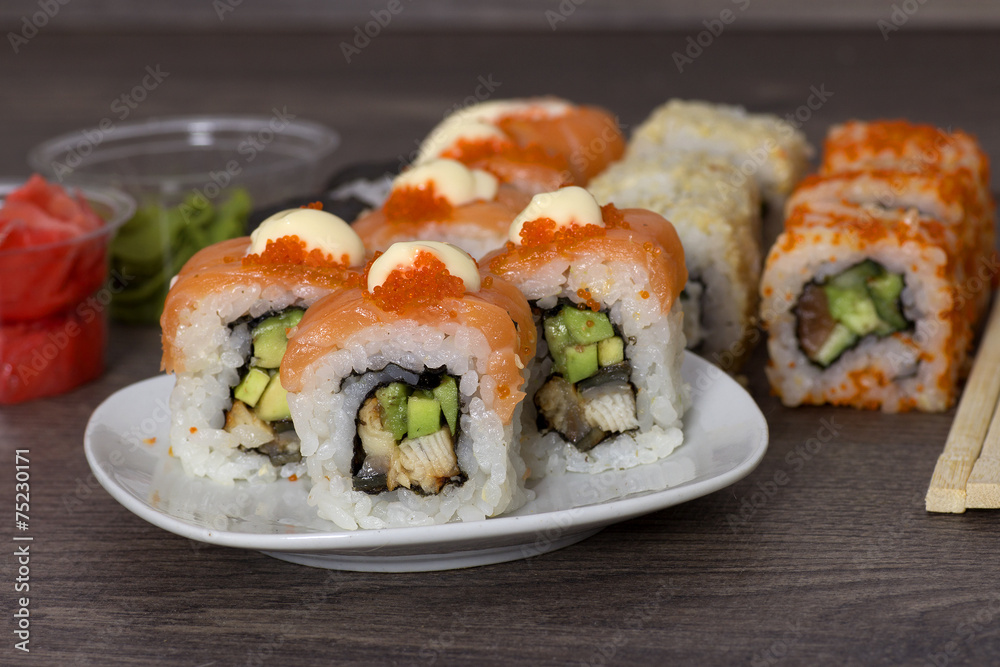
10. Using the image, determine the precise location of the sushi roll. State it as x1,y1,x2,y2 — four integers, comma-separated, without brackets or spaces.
588,152,762,369
351,158,531,259
414,97,625,194
820,120,991,196
760,202,973,412
280,241,536,530
160,206,366,483
786,168,994,320
482,186,688,475
627,99,813,211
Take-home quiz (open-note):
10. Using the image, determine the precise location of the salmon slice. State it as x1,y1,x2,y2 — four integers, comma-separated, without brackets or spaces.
280,271,535,425
483,205,687,314
352,185,531,258
160,236,360,373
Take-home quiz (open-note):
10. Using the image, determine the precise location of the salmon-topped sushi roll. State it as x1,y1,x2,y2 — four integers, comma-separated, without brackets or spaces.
280,241,535,530
352,158,531,259
482,186,688,476
414,97,625,194
161,205,366,483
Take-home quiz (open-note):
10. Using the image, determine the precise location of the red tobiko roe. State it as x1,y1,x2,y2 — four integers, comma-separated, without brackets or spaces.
1,175,113,403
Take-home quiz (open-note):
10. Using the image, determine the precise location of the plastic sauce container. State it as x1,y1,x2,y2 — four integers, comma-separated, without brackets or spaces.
29,115,340,323
0,177,134,403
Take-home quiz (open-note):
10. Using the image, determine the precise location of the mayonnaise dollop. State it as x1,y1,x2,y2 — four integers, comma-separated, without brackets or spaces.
507,186,604,244
391,159,498,207
367,241,480,293
248,208,365,265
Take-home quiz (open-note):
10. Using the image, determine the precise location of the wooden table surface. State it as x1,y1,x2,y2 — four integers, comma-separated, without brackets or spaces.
3,29,1000,666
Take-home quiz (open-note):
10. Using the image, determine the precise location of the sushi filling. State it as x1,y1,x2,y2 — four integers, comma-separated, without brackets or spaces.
225,307,305,466
352,371,465,495
535,301,638,452
795,260,910,368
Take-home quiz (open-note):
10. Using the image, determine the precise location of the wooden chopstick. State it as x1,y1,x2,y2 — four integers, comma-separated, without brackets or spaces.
926,295,1000,513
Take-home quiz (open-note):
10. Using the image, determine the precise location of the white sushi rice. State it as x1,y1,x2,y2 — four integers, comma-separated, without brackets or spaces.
289,320,532,531
513,253,689,476
168,282,330,484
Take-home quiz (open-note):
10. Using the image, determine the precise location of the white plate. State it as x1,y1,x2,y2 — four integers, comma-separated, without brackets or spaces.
84,352,767,572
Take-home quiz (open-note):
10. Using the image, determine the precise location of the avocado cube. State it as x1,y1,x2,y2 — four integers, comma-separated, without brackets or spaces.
407,391,442,439
254,374,291,422
867,272,908,333
233,367,271,407
597,336,625,367
812,323,859,367
432,375,460,435
561,305,615,345
252,308,305,369
376,382,411,441
825,285,882,337
564,343,599,384
544,312,573,356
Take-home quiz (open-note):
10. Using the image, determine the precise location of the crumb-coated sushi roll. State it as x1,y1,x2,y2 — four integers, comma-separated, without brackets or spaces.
627,99,813,211
761,203,973,412
482,187,688,475
160,206,366,483
588,152,762,369
415,97,625,194
351,158,531,259
280,241,536,530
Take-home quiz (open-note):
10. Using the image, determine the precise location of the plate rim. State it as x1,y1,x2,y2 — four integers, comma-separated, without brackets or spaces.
85,352,768,554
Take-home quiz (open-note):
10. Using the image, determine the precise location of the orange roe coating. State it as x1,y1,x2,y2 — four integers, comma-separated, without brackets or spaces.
288,474,299,482
383,183,454,223
243,235,350,269
516,218,604,247
300,201,324,210
368,251,468,313
189,427,198,434
639,290,650,300
482,275,494,289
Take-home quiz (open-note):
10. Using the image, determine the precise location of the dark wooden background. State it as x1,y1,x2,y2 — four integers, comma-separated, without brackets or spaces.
2,28,1000,665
